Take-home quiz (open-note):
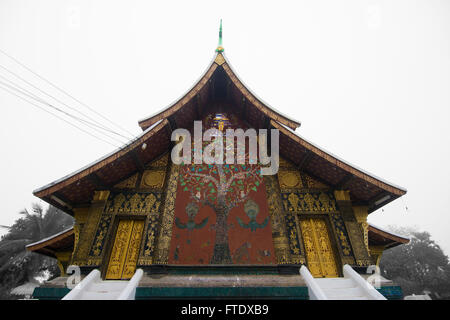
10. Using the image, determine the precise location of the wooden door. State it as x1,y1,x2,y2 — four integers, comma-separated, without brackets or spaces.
300,218,339,278
105,219,145,280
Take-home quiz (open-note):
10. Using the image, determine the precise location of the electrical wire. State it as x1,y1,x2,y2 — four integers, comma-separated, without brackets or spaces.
0,82,120,148
0,48,135,138
0,76,127,145
0,63,131,141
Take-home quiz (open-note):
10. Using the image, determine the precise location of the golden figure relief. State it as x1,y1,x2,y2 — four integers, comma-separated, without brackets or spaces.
112,193,126,213
106,192,160,215
129,193,141,212
144,194,157,212
300,218,339,278
154,163,180,264
263,175,292,265
288,193,299,211
105,219,145,280
303,193,315,211
283,192,337,213
318,192,334,211
122,220,145,279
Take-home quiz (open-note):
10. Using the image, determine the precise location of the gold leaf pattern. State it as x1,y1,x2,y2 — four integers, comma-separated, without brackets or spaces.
300,218,339,278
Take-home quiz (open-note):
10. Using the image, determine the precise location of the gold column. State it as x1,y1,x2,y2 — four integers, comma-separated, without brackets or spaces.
353,206,369,252
334,190,372,267
154,163,179,264
369,245,385,266
334,190,351,202
264,175,292,264
71,190,110,266
71,207,89,264
55,251,73,276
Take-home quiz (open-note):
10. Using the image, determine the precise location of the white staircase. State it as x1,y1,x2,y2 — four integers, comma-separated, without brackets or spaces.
62,269,143,300
300,264,386,300
314,278,370,300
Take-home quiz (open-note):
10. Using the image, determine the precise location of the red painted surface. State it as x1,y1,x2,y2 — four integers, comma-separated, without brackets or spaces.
168,179,276,265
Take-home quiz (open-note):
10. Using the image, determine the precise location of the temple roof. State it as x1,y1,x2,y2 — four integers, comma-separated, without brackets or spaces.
32,42,406,215
137,51,301,131
25,227,74,258
368,224,410,249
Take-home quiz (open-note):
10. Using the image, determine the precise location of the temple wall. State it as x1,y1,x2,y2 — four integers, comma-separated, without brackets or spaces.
70,154,170,269
70,153,372,274
276,157,373,269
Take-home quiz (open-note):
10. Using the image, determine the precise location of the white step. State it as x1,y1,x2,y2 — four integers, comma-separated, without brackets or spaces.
88,281,128,292
62,269,144,300
322,286,365,299
79,291,121,300
338,295,369,300
300,265,386,300
314,278,355,289
314,277,372,300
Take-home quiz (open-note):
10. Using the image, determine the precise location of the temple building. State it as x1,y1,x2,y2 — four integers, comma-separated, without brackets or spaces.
27,25,409,300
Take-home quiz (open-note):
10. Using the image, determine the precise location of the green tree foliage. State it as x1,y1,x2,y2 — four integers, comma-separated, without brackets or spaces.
380,227,450,299
0,204,74,299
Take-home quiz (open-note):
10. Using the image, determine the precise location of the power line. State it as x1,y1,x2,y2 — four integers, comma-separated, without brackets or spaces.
0,73,128,144
0,48,135,138
0,82,120,148
0,63,131,141
0,76,127,145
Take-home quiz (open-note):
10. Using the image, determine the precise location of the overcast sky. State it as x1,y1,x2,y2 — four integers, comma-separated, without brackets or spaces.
0,0,449,254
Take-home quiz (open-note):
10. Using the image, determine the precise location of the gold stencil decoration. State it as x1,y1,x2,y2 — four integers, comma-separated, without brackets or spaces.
129,193,142,212
345,221,372,266
215,53,225,65
263,175,292,264
282,192,337,213
114,174,138,189
72,223,81,262
304,174,328,189
141,170,165,189
71,198,108,266
288,193,299,212
148,153,169,168
154,163,180,264
112,193,126,213
278,171,302,189
300,218,339,278
105,220,145,280
279,157,295,168
106,192,161,215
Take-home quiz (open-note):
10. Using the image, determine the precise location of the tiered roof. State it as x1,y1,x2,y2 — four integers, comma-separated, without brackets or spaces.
33,28,406,215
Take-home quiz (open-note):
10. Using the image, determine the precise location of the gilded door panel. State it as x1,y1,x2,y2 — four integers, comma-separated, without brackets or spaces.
313,219,339,277
106,220,134,279
300,219,322,276
106,219,144,280
300,218,339,278
122,220,145,279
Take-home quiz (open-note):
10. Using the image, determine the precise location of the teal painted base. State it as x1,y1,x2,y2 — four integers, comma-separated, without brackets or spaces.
141,265,301,275
136,286,309,300
31,284,402,300
31,286,308,300
377,286,404,300
32,287,71,300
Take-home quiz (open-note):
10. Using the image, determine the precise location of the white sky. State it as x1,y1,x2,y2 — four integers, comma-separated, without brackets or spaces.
0,0,449,254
